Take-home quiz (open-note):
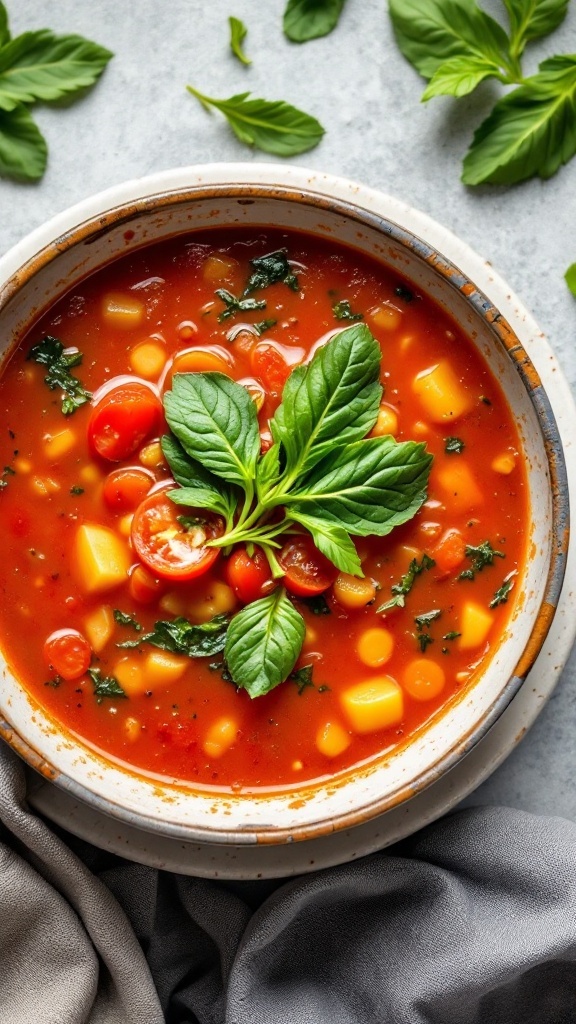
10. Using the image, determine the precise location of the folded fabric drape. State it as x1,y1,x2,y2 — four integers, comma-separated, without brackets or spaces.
1,743,575,1024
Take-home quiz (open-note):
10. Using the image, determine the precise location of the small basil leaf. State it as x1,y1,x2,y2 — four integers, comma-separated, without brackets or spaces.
118,615,229,657
87,667,126,704
0,31,113,112
164,373,260,491
228,16,251,65
286,437,432,537
462,55,576,185
565,263,576,297
289,509,363,576
0,103,46,181
389,0,510,79
422,54,503,100
283,0,347,42
270,324,382,477
256,442,282,499
187,86,325,157
161,434,238,522
243,249,299,295
225,589,305,697
503,0,569,57
0,3,9,47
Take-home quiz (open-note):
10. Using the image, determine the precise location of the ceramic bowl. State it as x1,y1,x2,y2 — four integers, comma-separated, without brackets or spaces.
0,165,568,846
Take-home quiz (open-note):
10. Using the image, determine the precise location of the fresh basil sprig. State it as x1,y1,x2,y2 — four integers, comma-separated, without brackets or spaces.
162,325,432,696
0,3,112,182
389,0,575,185
283,0,348,43
228,16,251,65
186,85,325,157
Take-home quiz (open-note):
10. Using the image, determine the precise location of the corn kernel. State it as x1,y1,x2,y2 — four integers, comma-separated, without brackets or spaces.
370,304,402,331
492,451,517,475
316,721,351,758
139,441,164,468
341,676,404,733
79,464,102,486
124,716,141,742
43,427,77,461
332,573,376,609
118,513,134,538
203,717,238,758
188,580,237,622
357,627,395,668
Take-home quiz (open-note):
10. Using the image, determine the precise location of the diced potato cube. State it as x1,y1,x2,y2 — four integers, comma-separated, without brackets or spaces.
340,675,404,733
144,650,188,687
73,523,131,594
316,721,351,758
159,591,187,616
203,717,238,758
101,292,145,330
412,361,474,423
113,656,146,696
458,601,494,650
202,254,239,283
371,404,399,437
83,604,115,653
436,462,483,514
43,427,77,461
370,303,402,331
492,451,517,475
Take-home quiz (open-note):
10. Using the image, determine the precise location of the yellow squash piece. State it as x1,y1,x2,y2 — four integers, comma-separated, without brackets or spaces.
144,650,188,687
340,675,404,734
458,601,494,650
83,604,115,653
74,523,131,594
316,721,351,758
412,361,474,423
203,717,238,758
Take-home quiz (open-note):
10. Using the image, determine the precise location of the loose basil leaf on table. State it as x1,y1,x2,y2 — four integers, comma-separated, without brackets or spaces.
422,53,505,101
228,16,251,65
565,263,576,297
225,589,306,697
270,323,383,477
283,0,347,42
0,31,113,110
0,103,46,180
502,0,570,58
186,86,325,157
462,55,576,185
164,372,261,492
0,3,8,48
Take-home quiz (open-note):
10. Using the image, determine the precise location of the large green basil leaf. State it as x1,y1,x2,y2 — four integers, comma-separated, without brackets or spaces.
225,589,305,698
503,0,569,57
289,509,363,576
285,437,432,536
0,103,46,180
0,30,113,112
161,434,238,524
164,372,260,492
270,324,382,478
283,0,347,43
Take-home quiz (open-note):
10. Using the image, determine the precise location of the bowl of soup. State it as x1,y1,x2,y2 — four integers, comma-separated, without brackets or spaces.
0,165,568,845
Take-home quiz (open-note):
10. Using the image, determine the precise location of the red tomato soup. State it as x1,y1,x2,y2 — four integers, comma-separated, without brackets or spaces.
0,230,527,792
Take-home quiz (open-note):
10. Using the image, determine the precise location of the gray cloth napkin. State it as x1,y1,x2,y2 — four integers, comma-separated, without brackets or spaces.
1,742,576,1024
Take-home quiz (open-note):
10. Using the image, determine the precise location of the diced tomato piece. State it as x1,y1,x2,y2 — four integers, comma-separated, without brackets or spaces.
103,467,154,512
431,528,467,577
279,537,338,597
43,629,91,681
251,342,292,397
88,380,163,462
224,546,274,604
131,486,224,581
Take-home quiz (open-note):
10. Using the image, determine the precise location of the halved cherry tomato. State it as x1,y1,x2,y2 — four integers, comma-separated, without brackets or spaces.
128,563,165,604
103,467,154,513
251,342,292,396
43,629,91,681
88,381,163,462
225,546,273,604
279,537,338,597
131,487,224,581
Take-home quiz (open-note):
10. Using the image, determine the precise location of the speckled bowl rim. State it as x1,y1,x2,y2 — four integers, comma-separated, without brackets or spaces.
0,166,569,846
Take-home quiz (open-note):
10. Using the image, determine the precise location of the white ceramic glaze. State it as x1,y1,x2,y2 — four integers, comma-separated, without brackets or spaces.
0,165,567,846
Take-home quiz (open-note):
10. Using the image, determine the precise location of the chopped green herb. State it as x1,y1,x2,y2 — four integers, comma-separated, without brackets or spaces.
459,541,505,581
118,614,229,657
44,675,62,688
253,318,277,336
490,577,514,608
299,593,331,616
27,335,92,415
442,631,461,641
208,658,234,683
243,249,299,295
332,299,363,322
394,284,414,303
480,396,492,406
113,609,142,632
176,513,208,530
215,288,267,323
87,667,126,704
290,663,315,694
228,16,251,65
414,609,441,629
444,437,465,454
70,485,84,495
0,464,15,489
377,553,435,613
417,632,434,653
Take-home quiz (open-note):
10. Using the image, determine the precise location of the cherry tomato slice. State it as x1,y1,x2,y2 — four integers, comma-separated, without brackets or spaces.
103,467,154,513
43,629,91,681
88,381,163,462
279,537,338,597
225,546,273,604
131,487,224,581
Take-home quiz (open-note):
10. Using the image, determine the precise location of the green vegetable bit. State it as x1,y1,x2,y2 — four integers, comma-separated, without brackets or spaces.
332,299,363,322
565,263,576,297
113,609,142,632
377,553,435,613
117,614,229,658
490,577,514,608
444,436,465,454
228,16,251,65
459,540,505,581
87,667,127,704
215,288,267,323
283,0,347,42
26,335,92,415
